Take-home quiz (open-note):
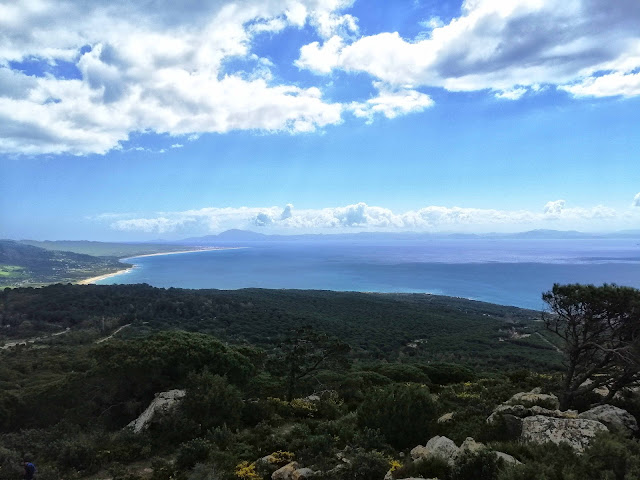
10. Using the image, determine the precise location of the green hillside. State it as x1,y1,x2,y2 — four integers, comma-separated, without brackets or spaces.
0,240,129,287
20,240,202,258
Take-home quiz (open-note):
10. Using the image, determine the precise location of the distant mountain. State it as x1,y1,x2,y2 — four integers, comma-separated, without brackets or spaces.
505,229,594,239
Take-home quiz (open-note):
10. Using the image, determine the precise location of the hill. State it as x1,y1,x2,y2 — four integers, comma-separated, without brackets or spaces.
0,240,129,287
20,239,208,258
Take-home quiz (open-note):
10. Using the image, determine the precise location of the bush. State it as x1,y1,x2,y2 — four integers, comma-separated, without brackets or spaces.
357,383,439,449
372,363,431,384
342,450,390,480
392,457,451,480
421,363,475,386
176,438,213,471
452,450,504,480
182,371,244,431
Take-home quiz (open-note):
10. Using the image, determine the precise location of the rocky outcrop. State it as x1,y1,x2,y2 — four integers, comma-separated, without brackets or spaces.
579,405,639,436
291,467,315,480
409,435,520,470
411,435,460,465
487,404,578,424
437,412,454,424
521,416,607,452
270,462,317,480
505,388,560,410
127,389,186,433
272,462,300,480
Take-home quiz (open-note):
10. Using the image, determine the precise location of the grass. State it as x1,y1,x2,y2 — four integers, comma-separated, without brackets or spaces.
0,265,24,277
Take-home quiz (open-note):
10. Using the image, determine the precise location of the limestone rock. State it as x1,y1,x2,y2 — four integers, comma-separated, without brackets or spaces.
272,462,299,480
292,467,315,480
127,389,186,433
459,437,484,454
521,415,607,451
437,412,454,424
487,403,577,423
411,436,459,465
579,405,639,435
494,451,521,465
506,389,560,410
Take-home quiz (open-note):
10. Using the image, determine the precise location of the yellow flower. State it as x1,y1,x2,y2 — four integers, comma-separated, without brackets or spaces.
235,461,261,480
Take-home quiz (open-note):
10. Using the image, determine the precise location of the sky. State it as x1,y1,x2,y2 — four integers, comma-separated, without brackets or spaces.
0,0,639,241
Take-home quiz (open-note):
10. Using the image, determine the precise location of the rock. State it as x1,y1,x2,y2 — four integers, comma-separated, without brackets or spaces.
521,415,607,452
292,467,315,480
459,437,484,454
272,462,299,480
494,451,521,465
579,405,639,436
411,436,460,465
437,412,454,424
488,404,578,423
126,389,186,433
506,389,560,410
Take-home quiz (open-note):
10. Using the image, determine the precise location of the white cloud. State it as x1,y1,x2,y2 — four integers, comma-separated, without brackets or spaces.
170,144,183,149
0,0,354,155
543,199,566,216
495,87,527,100
106,200,637,234
297,0,640,99
349,82,434,121
633,192,640,207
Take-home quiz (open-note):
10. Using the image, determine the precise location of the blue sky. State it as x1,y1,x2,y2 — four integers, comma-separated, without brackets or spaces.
0,0,639,240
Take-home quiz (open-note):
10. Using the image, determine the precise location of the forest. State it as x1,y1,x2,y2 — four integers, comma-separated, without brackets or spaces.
0,284,638,480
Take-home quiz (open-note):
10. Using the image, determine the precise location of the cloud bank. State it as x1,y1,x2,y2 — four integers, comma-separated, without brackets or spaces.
297,0,640,100
1,0,640,155
106,200,637,235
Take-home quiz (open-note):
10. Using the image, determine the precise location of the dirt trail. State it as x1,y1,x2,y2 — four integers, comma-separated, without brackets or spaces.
1,327,71,350
95,324,131,344
535,331,562,353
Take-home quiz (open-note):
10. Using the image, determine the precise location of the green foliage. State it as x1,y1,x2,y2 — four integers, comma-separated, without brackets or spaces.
370,363,431,384
392,456,451,480
357,383,439,449
421,362,476,385
543,283,640,409
176,438,213,471
182,372,244,432
269,326,350,401
452,450,504,480
340,450,390,480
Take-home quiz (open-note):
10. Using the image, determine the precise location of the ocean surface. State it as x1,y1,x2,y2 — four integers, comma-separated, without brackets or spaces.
97,238,640,310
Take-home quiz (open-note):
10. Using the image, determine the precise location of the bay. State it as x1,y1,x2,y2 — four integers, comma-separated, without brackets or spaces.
97,238,640,309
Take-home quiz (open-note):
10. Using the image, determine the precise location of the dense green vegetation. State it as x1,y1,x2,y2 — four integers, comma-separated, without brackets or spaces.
0,241,130,288
0,284,637,480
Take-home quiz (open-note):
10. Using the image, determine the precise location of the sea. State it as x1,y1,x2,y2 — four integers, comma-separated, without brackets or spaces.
97,238,640,310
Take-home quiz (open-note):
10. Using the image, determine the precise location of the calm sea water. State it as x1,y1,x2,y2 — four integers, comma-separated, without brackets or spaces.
98,239,640,309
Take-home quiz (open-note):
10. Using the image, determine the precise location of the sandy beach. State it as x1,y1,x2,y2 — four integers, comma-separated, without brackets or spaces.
77,247,240,285
121,247,238,260
77,267,136,285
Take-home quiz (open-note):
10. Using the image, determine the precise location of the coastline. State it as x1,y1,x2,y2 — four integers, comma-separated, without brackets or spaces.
77,267,136,285
121,247,241,261
77,247,241,285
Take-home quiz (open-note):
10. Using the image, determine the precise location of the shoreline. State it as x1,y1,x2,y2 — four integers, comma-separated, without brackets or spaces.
77,247,241,285
121,246,243,261
77,267,136,285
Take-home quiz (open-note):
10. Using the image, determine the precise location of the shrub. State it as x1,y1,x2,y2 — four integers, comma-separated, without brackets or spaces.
357,383,439,449
342,450,390,480
452,450,504,480
392,457,451,480
176,438,213,471
182,371,244,431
